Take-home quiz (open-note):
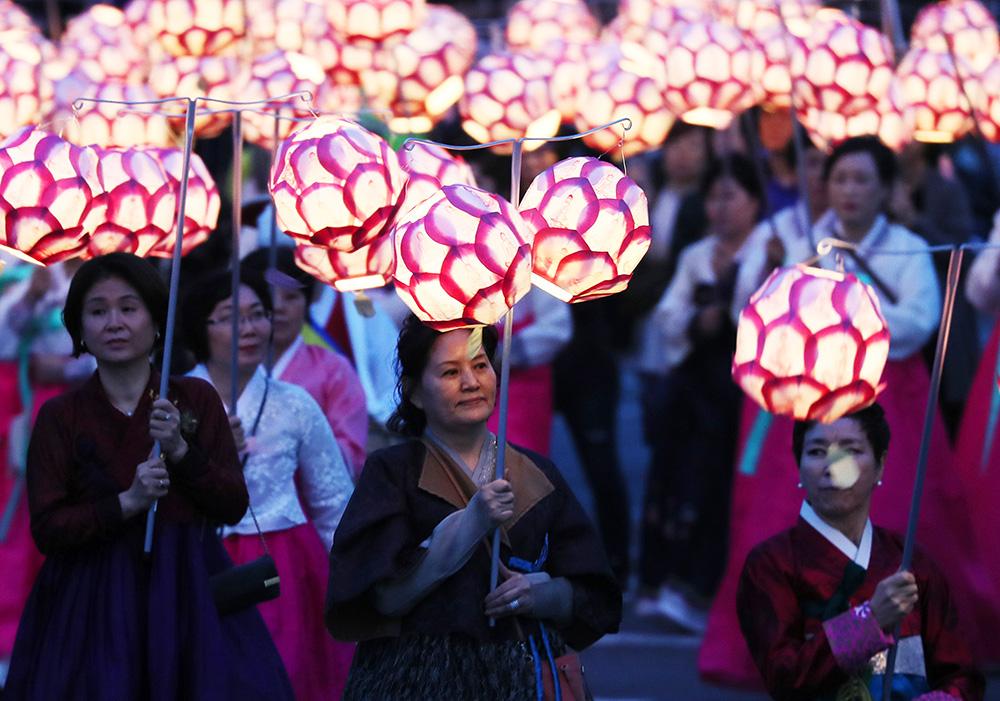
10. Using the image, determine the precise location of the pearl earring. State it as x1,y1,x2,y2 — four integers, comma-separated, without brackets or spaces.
796,481,803,489
877,480,883,486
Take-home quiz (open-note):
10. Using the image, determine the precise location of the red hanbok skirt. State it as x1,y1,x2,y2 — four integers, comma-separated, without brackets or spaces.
698,354,993,688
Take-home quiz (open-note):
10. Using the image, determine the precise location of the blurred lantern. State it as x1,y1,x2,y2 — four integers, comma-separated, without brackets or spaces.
0,0,36,35
59,4,148,85
0,127,101,264
246,0,346,74
574,43,673,157
732,264,890,423
148,54,243,139
614,0,703,33
975,57,1000,141
756,24,805,111
661,20,761,129
391,183,532,330
720,0,819,34
62,81,173,149
382,5,476,134
398,141,477,214
0,31,54,139
269,117,406,252
535,40,588,123
911,0,999,72
519,157,650,303
123,0,155,53
327,0,426,42
241,50,329,150
146,149,220,257
896,46,981,143
294,237,393,291
146,0,245,57
801,80,913,152
790,15,895,119
87,146,176,257
505,0,599,53
459,52,561,153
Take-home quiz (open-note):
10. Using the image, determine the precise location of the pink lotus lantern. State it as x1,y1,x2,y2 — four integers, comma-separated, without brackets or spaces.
0,0,36,34
87,146,176,258
269,117,406,252
733,265,890,423
294,237,393,291
459,52,562,153
0,127,101,264
614,0,703,34
505,0,599,54
534,39,588,123
146,0,245,57
398,142,477,215
327,0,427,42
662,20,762,129
242,50,329,150
801,80,913,152
246,0,345,74
123,0,155,52
911,0,999,72
756,25,806,110
0,32,55,139
59,4,148,85
519,157,650,303
383,5,476,134
148,54,243,139
720,0,820,34
146,149,220,257
895,46,981,143
574,44,673,157
975,57,1000,141
790,15,895,118
62,82,173,149
391,184,532,330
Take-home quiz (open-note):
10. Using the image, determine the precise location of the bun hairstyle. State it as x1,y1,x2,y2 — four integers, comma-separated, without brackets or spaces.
792,402,891,466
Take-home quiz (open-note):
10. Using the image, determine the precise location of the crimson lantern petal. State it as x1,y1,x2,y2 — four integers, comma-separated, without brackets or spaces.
61,81,173,149
398,142,477,217
146,0,245,57
896,45,982,143
0,32,55,139
911,0,999,72
145,149,220,257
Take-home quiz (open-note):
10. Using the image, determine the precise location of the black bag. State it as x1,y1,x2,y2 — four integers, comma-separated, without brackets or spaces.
210,379,280,615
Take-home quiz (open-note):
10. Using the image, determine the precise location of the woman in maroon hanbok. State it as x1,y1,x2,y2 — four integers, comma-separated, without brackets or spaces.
4,253,292,700
737,404,983,701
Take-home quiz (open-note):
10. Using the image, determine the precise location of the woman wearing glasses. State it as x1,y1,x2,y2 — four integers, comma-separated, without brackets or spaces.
180,268,356,701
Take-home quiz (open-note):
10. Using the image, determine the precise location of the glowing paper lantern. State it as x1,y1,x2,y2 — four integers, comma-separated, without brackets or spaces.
123,0,155,52
615,0,703,32
241,50,329,150
756,24,806,110
0,127,101,264
662,20,762,129
790,15,895,118
146,149,220,257
720,0,820,34
148,54,243,139
459,52,562,153
801,80,913,151
574,44,674,157
61,82,173,149
732,264,890,423
246,0,346,73
519,157,650,303
391,184,532,330
911,0,999,72
505,0,599,53
398,141,477,215
146,0,245,57
895,46,980,143
382,5,476,134
975,57,1000,142
534,39,588,122
0,0,36,34
269,117,406,252
327,0,427,42
294,237,393,291
0,32,54,138
59,4,148,84
87,146,176,258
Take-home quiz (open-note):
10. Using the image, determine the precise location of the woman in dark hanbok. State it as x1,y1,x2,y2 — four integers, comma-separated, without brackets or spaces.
4,253,293,701
326,316,622,700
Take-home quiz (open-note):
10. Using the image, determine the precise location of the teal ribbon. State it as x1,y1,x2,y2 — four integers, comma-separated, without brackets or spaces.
982,340,1000,472
739,408,774,476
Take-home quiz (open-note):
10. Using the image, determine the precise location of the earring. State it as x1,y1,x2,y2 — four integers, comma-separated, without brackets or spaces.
80,340,87,351
876,480,883,486
796,481,803,489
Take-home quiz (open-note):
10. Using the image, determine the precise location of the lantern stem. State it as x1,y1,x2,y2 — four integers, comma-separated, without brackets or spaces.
231,111,245,414
265,109,282,377
879,0,907,57
488,139,523,627
144,99,199,555
882,246,964,695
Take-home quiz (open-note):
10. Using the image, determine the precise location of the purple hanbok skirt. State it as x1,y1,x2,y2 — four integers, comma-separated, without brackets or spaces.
4,519,293,701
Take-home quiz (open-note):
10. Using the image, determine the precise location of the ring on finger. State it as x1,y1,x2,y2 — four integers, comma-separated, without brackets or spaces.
509,598,520,612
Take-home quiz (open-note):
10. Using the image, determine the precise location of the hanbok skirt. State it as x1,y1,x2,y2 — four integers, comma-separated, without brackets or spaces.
698,355,992,688
5,519,293,700
224,523,355,701
489,365,554,457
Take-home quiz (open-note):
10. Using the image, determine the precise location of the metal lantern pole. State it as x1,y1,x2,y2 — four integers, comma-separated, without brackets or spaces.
230,110,245,413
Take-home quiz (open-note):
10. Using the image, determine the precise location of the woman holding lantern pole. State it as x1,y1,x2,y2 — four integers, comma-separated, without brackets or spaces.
4,253,293,700
180,267,356,701
325,315,621,700
700,136,996,686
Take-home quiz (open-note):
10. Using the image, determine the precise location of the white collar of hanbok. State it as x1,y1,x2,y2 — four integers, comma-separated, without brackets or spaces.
813,212,890,258
270,334,304,381
800,500,873,570
187,363,268,418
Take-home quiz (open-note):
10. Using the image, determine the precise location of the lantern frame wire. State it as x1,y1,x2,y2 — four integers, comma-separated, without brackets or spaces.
400,116,632,625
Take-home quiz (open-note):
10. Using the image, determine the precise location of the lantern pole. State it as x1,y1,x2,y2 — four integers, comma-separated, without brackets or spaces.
230,110,244,413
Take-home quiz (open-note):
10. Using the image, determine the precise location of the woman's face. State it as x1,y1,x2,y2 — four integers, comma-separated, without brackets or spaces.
270,286,308,348
826,151,887,233
799,417,884,522
412,329,497,435
81,276,157,365
705,175,759,242
205,284,271,372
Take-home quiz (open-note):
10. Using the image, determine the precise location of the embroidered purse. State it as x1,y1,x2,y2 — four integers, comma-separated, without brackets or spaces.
210,379,280,615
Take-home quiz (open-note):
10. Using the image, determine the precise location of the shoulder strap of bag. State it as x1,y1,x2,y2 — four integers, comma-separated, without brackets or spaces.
241,378,271,555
